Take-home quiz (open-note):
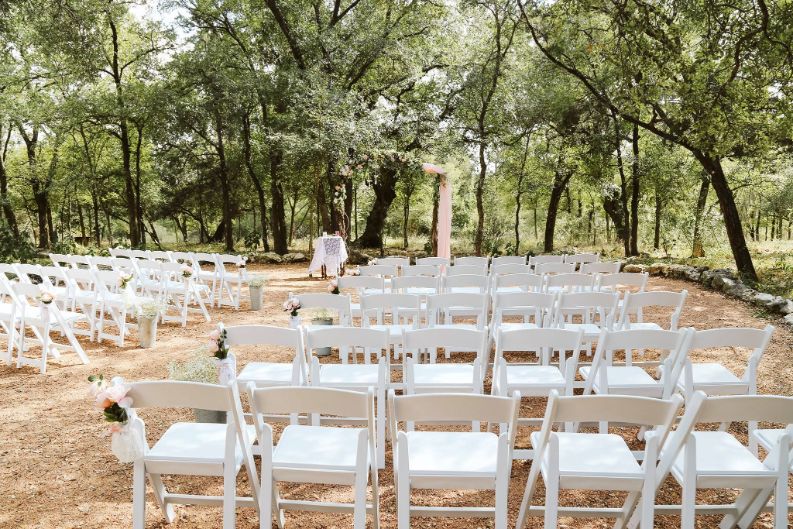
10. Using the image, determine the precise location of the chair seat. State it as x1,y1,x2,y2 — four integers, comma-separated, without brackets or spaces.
431,323,480,332
558,323,602,338
498,322,539,332
670,431,770,480
505,365,565,388
579,366,662,397
237,362,296,385
752,429,793,471
197,271,217,281
679,363,746,393
449,287,483,294
22,307,85,325
273,425,365,471
494,286,524,294
405,288,437,296
623,322,663,331
319,364,380,385
148,422,254,466
370,324,415,338
412,364,475,386
406,431,498,477
531,431,643,483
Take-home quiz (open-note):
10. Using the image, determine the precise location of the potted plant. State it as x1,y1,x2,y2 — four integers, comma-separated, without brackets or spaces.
310,308,335,356
137,301,162,348
168,352,226,423
283,295,302,328
248,275,267,310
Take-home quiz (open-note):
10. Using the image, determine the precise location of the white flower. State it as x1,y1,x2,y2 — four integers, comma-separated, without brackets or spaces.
37,291,54,305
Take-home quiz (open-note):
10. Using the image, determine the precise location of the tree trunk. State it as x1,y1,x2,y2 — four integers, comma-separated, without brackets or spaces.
0,124,19,237
695,153,757,281
134,122,145,248
691,174,709,257
544,169,572,252
402,193,411,250
612,112,631,256
474,142,486,255
269,147,288,254
213,111,234,252
629,122,640,256
241,112,269,250
653,189,661,250
357,166,398,248
514,134,531,253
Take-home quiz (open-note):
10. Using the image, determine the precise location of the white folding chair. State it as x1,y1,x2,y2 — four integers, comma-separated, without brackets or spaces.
416,256,449,267
10,282,89,373
148,250,172,262
544,272,595,294
447,264,489,276
338,275,385,319
377,256,410,269
596,271,649,293
491,255,527,266
579,328,691,399
391,275,441,297
565,252,599,269
529,254,565,270
426,292,488,331
453,255,490,270
516,390,684,529
389,391,519,529
618,290,687,331
95,270,151,346
360,293,421,353
296,292,352,327
158,261,212,326
536,261,576,276
192,252,221,307
582,261,621,275
233,325,306,389
306,326,389,467
491,292,556,335
443,273,489,294
62,267,98,338
249,386,379,529
401,264,441,277
0,277,19,364
552,291,619,344
403,327,487,397
217,254,247,309
492,272,543,294
658,395,793,529
127,380,259,529
49,253,75,269
490,262,532,278
359,264,399,282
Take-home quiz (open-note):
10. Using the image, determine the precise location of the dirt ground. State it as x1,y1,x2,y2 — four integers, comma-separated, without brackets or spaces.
1,264,791,529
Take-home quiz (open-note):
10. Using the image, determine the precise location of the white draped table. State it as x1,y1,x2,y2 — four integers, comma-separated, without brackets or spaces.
308,235,348,277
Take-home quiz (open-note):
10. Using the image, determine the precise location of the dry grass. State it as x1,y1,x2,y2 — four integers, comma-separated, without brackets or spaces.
0,265,791,528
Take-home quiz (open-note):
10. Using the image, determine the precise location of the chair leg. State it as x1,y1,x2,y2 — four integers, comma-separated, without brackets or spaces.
132,460,146,529
148,473,175,523
260,468,272,529
396,433,410,529
681,438,697,529
222,463,236,529
376,390,386,469
544,474,559,528
494,439,510,529
353,464,368,529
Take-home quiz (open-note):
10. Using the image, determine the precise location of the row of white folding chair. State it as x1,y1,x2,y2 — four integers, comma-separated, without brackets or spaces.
516,390,793,529
0,275,89,373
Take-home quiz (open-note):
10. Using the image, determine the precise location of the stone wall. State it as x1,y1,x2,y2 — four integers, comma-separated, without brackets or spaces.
622,261,793,326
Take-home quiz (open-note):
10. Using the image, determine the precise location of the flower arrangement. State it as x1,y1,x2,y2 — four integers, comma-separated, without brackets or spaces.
206,326,229,360
180,265,194,279
237,257,247,269
248,274,267,288
348,266,361,276
88,374,131,433
137,301,163,320
328,279,339,294
283,296,301,317
168,352,219,384
119,273,134,289
368,258,378,266
37,291,54,305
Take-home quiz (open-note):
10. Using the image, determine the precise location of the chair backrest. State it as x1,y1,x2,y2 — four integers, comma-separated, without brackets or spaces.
11,282,43,308
619,290,687,330
250,386,373,427
490,263,532,276
110,258,137,274
360,293,420,326
148,250,172,262
295,293,352,324
130,249,150,260
492,292,556,327
37,265,68,288
305,326,389,351
564,252,599,266
87,256,116,270
595,271,648,292
426,293,488,328
193,252,219,267
337,275,385,292
416,257,449,267
554,291,619,330
401,264,441,277
443,274,488,293
128,380,236,412
495,327,584,369
217,253,245,266
169,251,194,264
544,272,594,293
63,267,96,292
392,275,441,294
494,272,543,292
403,327,488,363
13,264,42,284
446,264,488,276
453,256,490,269
377,256,410,268
93,269,122,293
689,394,793,427
536,262,576,275
109,248,134,259
49,253,72,268
529,254,565,267
581,261,621,275
491,255,526,266
585,328,691,397
359,264,398,278
389,391,520,447
224,324,303,348
538,390,683,443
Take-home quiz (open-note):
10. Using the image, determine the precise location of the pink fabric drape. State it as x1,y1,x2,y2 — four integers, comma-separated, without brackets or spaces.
436,174,452,259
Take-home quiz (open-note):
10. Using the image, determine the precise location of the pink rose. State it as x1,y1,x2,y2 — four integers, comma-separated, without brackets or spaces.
117,397,133,409
109,423,124,434
208,329,220,341
104,384,129,404
207,340,219,353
